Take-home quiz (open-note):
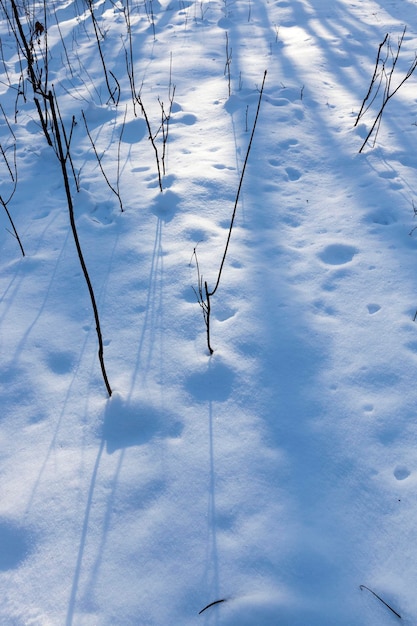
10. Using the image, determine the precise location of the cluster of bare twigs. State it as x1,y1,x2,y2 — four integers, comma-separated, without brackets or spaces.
1,0,113,396
355,26,417,153
224,32,232,97
0,0,181,395
135,78,176,192
1,0,265,385
0,104,24,256
123,7,176,192
86,0,120,105
82,107,126,212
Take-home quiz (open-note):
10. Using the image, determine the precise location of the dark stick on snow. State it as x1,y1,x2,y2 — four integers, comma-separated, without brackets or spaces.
208,69,267,298
360,585,401,619
48,91,112,397
193,70,267,355
198,599,226,615
354,33,388,127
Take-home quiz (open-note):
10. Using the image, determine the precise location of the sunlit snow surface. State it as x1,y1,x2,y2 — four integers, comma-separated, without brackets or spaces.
1,0,417,624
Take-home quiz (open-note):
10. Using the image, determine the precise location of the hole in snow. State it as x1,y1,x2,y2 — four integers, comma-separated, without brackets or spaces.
45,351,76,375
285,167,302,181
318,244,358,265
394,465,410,481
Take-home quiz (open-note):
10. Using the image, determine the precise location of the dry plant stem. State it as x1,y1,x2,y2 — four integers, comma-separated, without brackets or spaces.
204,280,213,354
354,33,388,126
9,0,37,85
49,92,112,397
224,32,232,96
144,0,156,40
359,585,401,619
198,599,226,615
116,106,127,205
122,0,137,115
161,51,175,175
357,27,417,153
52,87,79,188
1,199,24,256
14,51,27,121
0,123,24,256
0,38,11,88
135,91,163,191
209,69,267,298
1,4,112,394
6,0,52,144
32,2,49,95
82,110,124,211
191,246,211,353
52,3,74,79
159,84,175,176
125,47,173,189
196,70,267,355
87,0,119,105
34,96,53,146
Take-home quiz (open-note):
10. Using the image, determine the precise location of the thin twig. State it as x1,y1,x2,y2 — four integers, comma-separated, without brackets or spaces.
359,585,401,619
82,110,124,211
199,599,226,615
357,27,417,152
86,0,119,105
209,69,267,297
224,31,232,96
49,92,112,397
192,70,267,354
355,33,388,127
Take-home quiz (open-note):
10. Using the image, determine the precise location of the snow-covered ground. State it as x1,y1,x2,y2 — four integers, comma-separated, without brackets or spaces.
2,0,417,623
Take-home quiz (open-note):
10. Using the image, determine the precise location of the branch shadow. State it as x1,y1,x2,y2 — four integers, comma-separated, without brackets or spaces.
65,439,105,626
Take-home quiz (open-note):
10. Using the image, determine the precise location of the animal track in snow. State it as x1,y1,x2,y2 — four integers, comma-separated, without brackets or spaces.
367,304,381,314
266,97,291,107
378,170,396,180
146,173,176,190
279,138,299,149
318,244,358,265
45,351,76,375
285,167,302,181
33,210,50,220
215,305,236,322
312,299,336,317
268,158,280,167
366,210,397,226
351,365,399,389
212,163,235,171
394,465,410,481
171,112,197,126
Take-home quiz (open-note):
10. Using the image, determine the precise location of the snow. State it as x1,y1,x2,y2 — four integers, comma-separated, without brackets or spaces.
1,0,417,623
